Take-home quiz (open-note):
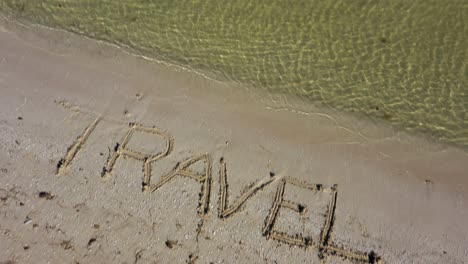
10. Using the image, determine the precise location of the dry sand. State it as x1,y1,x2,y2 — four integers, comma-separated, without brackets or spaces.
0,18,467,264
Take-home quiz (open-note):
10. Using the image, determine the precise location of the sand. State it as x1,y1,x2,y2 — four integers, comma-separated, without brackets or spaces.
0,18,467,264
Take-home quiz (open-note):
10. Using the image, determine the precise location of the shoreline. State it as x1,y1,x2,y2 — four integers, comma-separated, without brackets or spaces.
0,18,467,263
1,12,466,150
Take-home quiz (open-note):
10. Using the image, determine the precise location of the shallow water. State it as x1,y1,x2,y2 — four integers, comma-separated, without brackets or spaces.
1,0,467,146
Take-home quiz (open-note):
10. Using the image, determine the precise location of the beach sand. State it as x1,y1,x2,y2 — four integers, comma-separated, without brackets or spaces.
0,18,467,264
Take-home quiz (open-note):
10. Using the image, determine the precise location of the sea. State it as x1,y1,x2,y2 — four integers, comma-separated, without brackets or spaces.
1,0,466,147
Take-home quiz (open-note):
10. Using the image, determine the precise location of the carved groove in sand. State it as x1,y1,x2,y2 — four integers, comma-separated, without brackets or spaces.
144,153,213,216
101,123,174,181
56,111,382,263
56,116,101,175
218,158,275,219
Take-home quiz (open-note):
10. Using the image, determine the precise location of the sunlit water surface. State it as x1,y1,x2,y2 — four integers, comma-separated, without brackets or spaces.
1,0,467,146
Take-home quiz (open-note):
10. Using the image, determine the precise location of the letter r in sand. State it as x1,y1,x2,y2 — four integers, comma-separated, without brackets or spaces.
101,123,173,186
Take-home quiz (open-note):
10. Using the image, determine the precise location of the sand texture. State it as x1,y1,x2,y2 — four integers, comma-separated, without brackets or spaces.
0,19,467,264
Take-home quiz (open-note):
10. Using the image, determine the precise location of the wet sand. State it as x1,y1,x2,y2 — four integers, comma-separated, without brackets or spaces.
0,18,467,264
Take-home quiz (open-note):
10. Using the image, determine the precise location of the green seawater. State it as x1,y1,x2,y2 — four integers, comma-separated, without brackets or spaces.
1,0,467,146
